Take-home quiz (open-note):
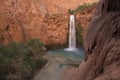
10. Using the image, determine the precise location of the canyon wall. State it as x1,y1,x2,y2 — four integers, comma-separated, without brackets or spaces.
75,5,95,41
76,0,120,80
0,0,68,46
0,0,96,47
41,0,97,15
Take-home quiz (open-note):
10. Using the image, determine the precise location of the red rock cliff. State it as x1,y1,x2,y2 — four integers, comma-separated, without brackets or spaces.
76,0,120,80
0,0,96,46
0,0,68,46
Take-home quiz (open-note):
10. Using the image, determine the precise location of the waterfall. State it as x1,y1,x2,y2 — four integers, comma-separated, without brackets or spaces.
65,15,77,51
69,15,76,48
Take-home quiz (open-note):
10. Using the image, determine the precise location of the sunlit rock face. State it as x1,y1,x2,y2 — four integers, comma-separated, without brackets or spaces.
75,5,95,41
75,0,120,80
0,0,96,46
0,0,68,46
41,0,97,15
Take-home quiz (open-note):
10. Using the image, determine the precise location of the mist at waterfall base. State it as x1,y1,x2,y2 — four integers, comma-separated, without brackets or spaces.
47,15,84,62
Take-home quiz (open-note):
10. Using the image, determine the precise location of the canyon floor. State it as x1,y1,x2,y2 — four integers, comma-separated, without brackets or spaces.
34,49,84,80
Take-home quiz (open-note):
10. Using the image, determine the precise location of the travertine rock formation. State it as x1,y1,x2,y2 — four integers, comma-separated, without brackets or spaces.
76,0,120,80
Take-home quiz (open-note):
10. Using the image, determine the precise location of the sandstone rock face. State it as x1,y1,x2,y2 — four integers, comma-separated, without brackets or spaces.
0,0,68,46
76,0,120,80
75,5,95,41
41,0,97,15
0,0,96,46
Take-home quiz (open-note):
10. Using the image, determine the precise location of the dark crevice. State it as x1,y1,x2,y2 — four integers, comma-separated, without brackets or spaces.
107,0,120,12
113,29,120,39
4,25,9,31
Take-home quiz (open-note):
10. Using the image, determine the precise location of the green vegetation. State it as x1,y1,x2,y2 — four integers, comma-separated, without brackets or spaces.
0,39,47,80
76,24,83,47
68,2,97,14
75,2,97,12
68,9,75,15
75,3,91,12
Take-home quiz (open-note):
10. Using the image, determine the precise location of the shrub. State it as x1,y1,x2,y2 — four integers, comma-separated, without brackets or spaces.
75,2,97,12
0,39,47,80
68,9,75,15
75,3,91,12
76,24,83,47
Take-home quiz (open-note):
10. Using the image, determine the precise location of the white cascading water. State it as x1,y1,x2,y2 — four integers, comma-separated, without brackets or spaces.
69,15,76,48
65,15,77,51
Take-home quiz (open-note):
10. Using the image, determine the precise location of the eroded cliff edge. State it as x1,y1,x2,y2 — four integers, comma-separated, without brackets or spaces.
76,0,120,80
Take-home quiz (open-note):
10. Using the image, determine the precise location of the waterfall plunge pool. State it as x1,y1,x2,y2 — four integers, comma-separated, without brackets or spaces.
47,47,85,62
34,48,85,80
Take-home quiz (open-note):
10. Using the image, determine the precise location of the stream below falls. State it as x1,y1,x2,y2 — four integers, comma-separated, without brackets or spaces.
34,48,84,80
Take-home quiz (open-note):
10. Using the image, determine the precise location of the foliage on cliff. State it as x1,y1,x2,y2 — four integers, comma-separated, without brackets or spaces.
75,3,96,12
76,24,83,47
0,39,47,80
68,3,96,15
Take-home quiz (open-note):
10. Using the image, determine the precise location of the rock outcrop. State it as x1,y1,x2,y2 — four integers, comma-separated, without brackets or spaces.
0,0,96,47
76,0,120,80
0,0,68,46
75,5,95,40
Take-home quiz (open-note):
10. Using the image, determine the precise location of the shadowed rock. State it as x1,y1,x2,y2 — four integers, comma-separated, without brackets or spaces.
76,0,120,80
